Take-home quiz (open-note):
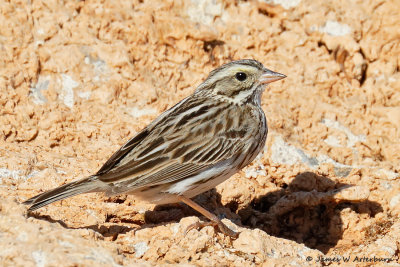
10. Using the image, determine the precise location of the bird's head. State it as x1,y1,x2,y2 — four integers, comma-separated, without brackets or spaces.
196,59,286,104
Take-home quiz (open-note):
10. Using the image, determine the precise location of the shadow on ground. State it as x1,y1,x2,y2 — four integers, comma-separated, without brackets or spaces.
145,171,383,253
231,172,382,253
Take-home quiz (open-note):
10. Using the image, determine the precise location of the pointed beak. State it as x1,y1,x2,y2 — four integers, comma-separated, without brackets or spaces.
259,69,286,84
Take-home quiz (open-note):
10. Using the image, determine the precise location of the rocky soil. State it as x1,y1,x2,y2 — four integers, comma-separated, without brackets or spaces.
1,0,399,266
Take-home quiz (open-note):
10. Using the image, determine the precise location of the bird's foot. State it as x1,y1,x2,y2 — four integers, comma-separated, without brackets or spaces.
185,219,239,238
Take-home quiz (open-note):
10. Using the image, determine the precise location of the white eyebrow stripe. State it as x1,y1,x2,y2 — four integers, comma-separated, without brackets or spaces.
209,65,256,82
197,65,258,92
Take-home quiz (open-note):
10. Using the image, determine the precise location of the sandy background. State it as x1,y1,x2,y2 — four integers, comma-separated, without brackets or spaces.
0,0,399,266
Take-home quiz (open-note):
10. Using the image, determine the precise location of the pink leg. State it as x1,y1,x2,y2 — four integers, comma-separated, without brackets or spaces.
178,195,238,238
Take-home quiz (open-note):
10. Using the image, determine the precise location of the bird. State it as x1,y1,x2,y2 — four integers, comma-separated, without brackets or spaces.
23,59,286,237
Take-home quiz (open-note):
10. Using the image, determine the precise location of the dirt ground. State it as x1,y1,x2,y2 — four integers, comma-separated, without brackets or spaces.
1,0,399,266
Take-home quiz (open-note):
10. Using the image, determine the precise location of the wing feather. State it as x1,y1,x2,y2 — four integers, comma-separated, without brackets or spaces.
96,94,256,192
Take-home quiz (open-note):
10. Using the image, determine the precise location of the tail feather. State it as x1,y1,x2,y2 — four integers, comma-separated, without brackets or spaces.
23,176,102,211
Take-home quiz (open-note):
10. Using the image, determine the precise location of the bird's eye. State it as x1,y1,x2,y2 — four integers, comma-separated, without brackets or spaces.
235,72,247,81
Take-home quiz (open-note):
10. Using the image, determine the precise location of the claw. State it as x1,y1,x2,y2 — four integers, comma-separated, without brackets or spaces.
216,220,239,238
184,220,239,238
178,195,239,238
185,221,215,235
